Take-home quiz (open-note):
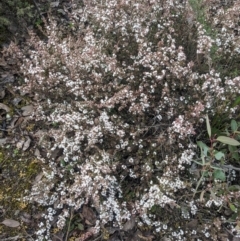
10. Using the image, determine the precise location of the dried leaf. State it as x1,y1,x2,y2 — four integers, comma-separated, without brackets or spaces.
22,212,31,219
162,238,171,241
213,218,221,230
33,172,43,185
82,205,96,226
0,103,10,112
21,105,34,116
123,216,135,231
187,219,198,229
167,200,178,209
22,136,31,151
2,219,20,228
8,117,19,129
199,190,205,203
16,139,25,149
0,138,7,146
12,97,22,106
50,148,63,160
138,234,154,241
0,59,7,67
50,1,59,7
105,227,119,235
20,214,31,223
0,88,5,99
1,73,14,82
34,148,41,158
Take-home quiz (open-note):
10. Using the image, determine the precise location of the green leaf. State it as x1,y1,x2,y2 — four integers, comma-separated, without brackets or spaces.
214,151,225,160
228,185,240,191
229,203,237,213
197,141,209,156
66,165,73,171
227,213,238,222
77,223,84,231
213,169,226,181
202,170,209,177
216,136,240,146
232,152,240,161
60,160,66,167
206,114,211,137
231,120,238,132
229,146,240,161
232,96,240,108
229,145,237,153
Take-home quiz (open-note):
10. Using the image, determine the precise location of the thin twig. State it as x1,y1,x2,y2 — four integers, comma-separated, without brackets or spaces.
215,164,240,172
92,235,102,241
1,236,21,241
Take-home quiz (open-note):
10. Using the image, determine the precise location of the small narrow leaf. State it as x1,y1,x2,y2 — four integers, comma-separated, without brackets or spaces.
206,115,211,137
2,219,20,228
197,141,209,156
216,136,240,146
200,190,205,203
232,96,240,108
231,120,238,132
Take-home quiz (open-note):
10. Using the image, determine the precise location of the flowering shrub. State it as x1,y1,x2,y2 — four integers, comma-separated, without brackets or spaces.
3,0,240,240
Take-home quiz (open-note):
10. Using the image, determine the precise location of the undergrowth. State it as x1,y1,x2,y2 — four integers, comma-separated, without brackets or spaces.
1,0,240,240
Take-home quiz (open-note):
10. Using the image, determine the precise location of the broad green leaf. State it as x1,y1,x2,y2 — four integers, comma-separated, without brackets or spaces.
229,203,237,213
213,169,226,181
206,115,211,137
229,146,240,161
231,120,238,132
216,136,240,146
229,145,237,153
232,152,240,161
214,151,225,160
